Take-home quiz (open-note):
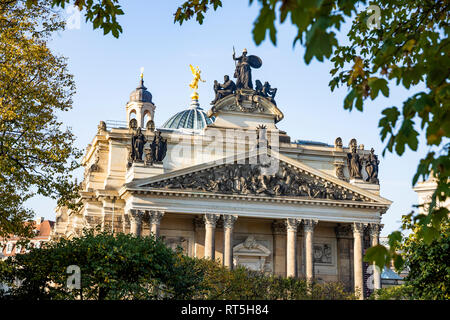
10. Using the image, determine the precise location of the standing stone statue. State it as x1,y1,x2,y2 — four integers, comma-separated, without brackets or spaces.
151,131,167,163
365,148,380,184
232,48,262,90
347,145,362,179
131,127,146,161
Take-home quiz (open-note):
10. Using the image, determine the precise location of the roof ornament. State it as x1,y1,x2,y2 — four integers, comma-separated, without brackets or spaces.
189,64,206,101
140,66,144,80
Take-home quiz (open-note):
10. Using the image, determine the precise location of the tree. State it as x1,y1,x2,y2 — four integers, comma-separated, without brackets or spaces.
399,216,450,299
0,230,204,299
0,0,81,239
21,0,449,268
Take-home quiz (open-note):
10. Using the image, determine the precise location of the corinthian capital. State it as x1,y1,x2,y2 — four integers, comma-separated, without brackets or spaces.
129,209,143,222
223,215,238,228
285,218,301,232
302,219,318,232
352,222,366,234
149,210,165,225
204,213,221,227
369,223,383,237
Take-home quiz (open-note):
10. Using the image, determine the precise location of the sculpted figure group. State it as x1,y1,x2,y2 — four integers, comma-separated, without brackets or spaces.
346,139,379,183
130,128,167,165
151,161,364,201
211,48,277,105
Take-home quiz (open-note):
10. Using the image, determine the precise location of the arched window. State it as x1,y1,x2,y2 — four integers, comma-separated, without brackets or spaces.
143,111,151,129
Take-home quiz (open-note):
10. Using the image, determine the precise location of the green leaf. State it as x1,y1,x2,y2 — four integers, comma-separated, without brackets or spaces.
368,77,389,100
252,3,277,45
364,245,389,271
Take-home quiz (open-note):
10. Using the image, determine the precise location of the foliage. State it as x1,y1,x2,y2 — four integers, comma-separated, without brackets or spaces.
0,231,356,300
0,230,204,300
192,258,356,300
398,217,450,300
0,0,81,239
369,285,413,300
24,0,124,37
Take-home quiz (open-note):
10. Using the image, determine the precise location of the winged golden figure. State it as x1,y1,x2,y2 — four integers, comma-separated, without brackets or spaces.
189,64,206,94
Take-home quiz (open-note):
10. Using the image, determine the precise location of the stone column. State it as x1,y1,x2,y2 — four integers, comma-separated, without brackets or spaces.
272,221,287,277
303,219,318,283
286,218,301,278
129,209,143,236
352,222,365,300
204,214,220,259
149,210,165,237
369,223,383,290
223,215,238,268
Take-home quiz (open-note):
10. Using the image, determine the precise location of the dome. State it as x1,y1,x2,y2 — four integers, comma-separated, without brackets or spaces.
129,78,153,103
162,99,215,130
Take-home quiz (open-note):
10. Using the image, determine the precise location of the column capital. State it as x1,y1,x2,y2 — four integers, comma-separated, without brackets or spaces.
204,213,221,227
272,220,286,235
148,210,165,225
285,218,301,232
335,224,352,238
303,219,318,232
223,215,238,228
352,222,366,234
368,223,383,237
129,209,143,222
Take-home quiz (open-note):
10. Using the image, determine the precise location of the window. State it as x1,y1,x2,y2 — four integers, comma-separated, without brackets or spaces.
15,244,22,254
5,242,13,254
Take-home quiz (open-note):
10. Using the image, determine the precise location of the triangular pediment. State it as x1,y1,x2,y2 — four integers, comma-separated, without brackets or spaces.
125,148,391,206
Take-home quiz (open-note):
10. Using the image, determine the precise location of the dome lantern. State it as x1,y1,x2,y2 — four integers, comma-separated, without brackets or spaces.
126,69,156,129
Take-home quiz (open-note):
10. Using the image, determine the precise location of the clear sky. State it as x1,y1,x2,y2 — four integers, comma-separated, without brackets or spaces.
27,1,428,236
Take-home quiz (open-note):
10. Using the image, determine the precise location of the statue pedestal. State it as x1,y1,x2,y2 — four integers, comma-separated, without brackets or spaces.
126,162,164,183
349,179,380,195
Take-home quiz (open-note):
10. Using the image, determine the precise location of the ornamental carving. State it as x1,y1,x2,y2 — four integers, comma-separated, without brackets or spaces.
223,215,238,228
148,160,365,202
285,218,301,231
303,219,318,232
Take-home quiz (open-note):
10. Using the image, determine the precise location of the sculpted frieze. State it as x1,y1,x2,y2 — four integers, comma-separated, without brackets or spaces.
148,160,365,202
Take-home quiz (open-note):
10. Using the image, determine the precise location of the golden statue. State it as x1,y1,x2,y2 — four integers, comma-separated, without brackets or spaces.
189,64,205,100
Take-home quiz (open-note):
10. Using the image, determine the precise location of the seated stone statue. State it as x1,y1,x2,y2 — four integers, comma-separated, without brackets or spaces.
262,81,277,104
211,75,236,105
254,80,277,105
255,80,264,95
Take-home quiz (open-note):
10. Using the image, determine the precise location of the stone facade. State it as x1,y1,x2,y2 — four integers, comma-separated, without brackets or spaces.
54,71,391,299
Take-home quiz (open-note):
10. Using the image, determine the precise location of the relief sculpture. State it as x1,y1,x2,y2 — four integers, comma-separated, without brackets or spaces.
149,159,364,201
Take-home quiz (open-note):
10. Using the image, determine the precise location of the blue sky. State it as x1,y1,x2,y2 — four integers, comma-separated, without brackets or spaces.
27,1,428,236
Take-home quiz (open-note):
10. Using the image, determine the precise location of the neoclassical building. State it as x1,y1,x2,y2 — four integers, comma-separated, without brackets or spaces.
54,52,391,299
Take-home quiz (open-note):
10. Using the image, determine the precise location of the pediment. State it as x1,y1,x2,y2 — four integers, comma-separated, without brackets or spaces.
126,148,391,206
233,236,271,257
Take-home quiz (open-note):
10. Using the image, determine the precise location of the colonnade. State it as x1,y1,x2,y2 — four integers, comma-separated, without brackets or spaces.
128,210,382,299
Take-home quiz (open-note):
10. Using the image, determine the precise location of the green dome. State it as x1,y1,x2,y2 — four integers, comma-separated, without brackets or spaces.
162,100,215,130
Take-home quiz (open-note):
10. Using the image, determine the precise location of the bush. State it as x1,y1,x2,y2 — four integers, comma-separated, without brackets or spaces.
0,230,202,300
188,258,356,300
369,285,413,300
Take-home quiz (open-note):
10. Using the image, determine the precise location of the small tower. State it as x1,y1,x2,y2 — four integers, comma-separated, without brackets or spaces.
126,69,155,129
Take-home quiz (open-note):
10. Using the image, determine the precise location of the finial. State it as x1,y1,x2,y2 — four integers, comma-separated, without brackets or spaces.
140,67,144,80
189,64,205,101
